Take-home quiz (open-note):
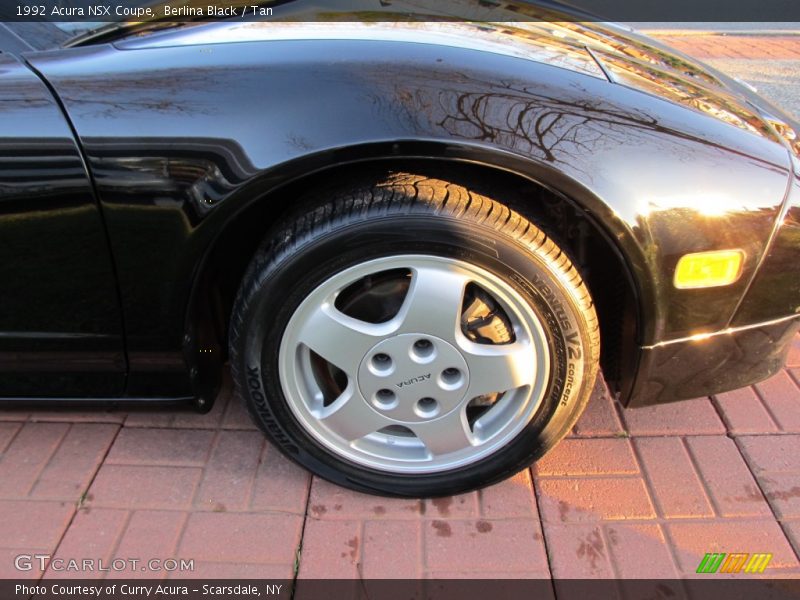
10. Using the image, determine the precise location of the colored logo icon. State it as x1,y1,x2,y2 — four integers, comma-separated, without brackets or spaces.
696,552,772,574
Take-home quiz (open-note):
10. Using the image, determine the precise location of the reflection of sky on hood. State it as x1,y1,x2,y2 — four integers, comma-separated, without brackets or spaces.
121,21,608,78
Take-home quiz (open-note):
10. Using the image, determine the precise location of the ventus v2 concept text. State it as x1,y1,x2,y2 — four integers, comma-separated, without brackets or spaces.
1,2,799,496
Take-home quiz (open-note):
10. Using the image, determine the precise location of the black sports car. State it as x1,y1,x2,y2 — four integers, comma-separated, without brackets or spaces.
1,2,799,496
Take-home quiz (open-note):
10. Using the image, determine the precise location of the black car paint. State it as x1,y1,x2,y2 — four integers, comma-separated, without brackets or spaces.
0,52,126,396
1,18,799,407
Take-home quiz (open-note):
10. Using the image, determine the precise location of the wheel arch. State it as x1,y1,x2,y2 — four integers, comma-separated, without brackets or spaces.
184,141,651,408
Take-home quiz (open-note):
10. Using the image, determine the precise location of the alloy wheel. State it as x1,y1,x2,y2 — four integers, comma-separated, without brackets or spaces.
278,254,550,473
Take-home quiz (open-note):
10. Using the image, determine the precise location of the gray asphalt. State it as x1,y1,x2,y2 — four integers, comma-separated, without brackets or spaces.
704,59,800,120
624,23,800,121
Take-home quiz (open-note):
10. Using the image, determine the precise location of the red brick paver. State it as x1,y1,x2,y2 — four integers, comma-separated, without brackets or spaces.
669,521,799,574
653,35,800,60
43,508,129,580
635,437,714,519
621,397,726,436
179,512,303,565
713,386,779,435
738,436,800,522
754,371,800,432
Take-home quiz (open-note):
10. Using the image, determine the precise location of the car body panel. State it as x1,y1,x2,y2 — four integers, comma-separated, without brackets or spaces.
0,53,126,396
732,170,800,326
112,19,799,146
628,314,800,407
1,15,796,406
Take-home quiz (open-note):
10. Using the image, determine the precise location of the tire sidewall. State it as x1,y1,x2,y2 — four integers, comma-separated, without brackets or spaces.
233,212,594,497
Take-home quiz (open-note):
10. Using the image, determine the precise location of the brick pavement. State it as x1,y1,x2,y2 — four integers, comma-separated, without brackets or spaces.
654,35,800,60
0,334,797,583
0,35,799,587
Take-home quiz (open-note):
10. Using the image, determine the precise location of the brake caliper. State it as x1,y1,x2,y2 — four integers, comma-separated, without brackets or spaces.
461,284,515,345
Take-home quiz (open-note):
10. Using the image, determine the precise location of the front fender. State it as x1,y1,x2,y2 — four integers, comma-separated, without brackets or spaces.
26,38,792,393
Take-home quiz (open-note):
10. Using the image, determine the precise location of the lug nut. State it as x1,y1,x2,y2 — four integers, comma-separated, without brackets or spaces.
371,353,393,370
442,368,461,383
439,367,464,390
415,397,439,417
369,352,394,376
412,338,435,360
373,388,398,410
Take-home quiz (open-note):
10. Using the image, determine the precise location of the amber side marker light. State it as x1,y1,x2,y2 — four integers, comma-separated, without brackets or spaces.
674,250,744,289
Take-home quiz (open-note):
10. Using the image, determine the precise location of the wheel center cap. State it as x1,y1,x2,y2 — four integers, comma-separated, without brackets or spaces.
357,333,470,423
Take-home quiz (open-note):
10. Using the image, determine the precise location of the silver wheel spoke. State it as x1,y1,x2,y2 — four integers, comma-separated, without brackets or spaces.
318,386,390,441
461,340,536,398
410,408,475,458
297,304,384,374
395,266,468,342
279,254,551,474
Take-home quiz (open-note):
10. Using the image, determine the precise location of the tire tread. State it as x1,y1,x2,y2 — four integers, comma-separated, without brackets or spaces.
229,171,600,496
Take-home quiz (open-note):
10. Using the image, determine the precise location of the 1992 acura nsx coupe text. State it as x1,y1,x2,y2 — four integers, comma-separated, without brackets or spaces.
2,2,799,496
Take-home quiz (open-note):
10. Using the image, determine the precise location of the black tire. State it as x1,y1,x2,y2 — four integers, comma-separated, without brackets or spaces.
229,172,600,497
